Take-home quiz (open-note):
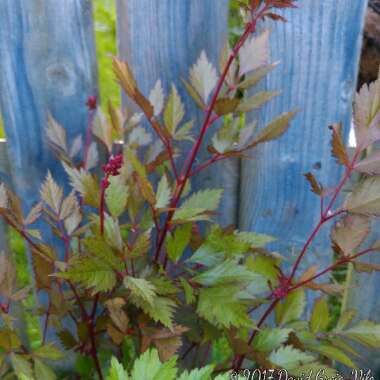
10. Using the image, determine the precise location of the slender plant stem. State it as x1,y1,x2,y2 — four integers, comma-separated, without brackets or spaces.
154,22,256,266
99,184,106,236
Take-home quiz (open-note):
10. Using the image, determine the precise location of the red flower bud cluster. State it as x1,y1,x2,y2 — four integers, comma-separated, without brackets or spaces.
86,95,97,110
101,153,123,190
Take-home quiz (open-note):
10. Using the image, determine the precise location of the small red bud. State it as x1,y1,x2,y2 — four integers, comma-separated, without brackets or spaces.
86,95,97,110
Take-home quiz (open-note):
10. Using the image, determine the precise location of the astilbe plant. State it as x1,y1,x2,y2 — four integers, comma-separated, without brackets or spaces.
2,1,380,379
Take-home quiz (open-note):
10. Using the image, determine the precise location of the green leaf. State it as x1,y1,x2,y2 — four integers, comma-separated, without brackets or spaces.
275,289,305,326
124,276,157,306
177,365,214,380
32,343,63,361
107,357,130,380
246,255,280,285
106,175,129,218
192,259,258,287
269,346,314,370
342,320,380,348
34,359,57,380
250,111,297,146
57,256,117,294
167,224,192,262
130,295,176,330
173,189,223,222
235,231,274,247
253,328,292,352
131,349,177,380
179,278,195,305
164,85,185,134
239,63,279,89
237,91,280,113
10,353,33,378
310,297,329,333
156,176,171,209
345,177,380,216
336,309,357,331
308,344,356,368
190,50,218,103
197,285,253,328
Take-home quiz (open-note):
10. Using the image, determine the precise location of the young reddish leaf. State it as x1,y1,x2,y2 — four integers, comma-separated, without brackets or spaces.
304,172,322,195
149,79,165,117
345,177,380,216
214,98,240,116
113,57,137,98
329,123,349,166
239,30,271,77
331,215,370,256
40,171,63,216
354,149,380,175
265,12,288,22
190,50,218,103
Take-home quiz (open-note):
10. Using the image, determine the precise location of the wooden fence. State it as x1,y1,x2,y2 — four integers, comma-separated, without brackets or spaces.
0,0,374,372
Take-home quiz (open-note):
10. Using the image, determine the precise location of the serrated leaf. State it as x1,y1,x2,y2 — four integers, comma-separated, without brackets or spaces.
330,123,349,166
106,175,129,218
239,29,270,76
124,276,156,306
190,50,218,103
40,171,63,215
275,289,305,325
179,278,195,305
164,85,185,134
34,359,57,380
46,114,67,153
181,79,205,110
57,256,117,294
156,176,171,209
131,349,177,380
175,120,194,142
60,191,78,220
331,215,370,256
113,57,137,98
249,111,296,147
10,353,33,378
354,149,380,175
173,189,223,222
342,320,380,348
177,365,214,380
308,344,356,368
310,297,329,333
127,230,151,258
214,98,240,116
345,177,380,216
336,309,357,331
128,126,152,147
167,224,192,262
239,62,279,89
24,202,42,225
304,172,322,195
253,328,292,352
237,91,279,113
33,343,64,361
197,285,253,328
130,294,176,330
0,255,16,297
107,357,130,380
269,346,314,370
149,79,165,117
192,259,258,287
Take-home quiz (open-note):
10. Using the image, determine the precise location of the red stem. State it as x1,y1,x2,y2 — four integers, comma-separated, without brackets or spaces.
154,22,255,266
99,183,107,236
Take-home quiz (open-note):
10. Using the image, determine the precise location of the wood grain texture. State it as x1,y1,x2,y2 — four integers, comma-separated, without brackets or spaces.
239,1,367,274
116,0,236,224
0,0,97,217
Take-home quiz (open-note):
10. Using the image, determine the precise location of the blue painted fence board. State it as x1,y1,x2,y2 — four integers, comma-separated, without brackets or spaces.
0,0,97,214
116,0,236,225
240,0,367,273
0,0,98,347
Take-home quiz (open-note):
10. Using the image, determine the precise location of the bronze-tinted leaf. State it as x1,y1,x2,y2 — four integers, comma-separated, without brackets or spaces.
330,123,349,167
113,57,137,98
304,172,322,195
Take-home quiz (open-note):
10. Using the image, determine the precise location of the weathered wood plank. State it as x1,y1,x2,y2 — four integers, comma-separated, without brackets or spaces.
0,0,98,348
0,0,97,215
239,1,367,275
116,0,235,224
